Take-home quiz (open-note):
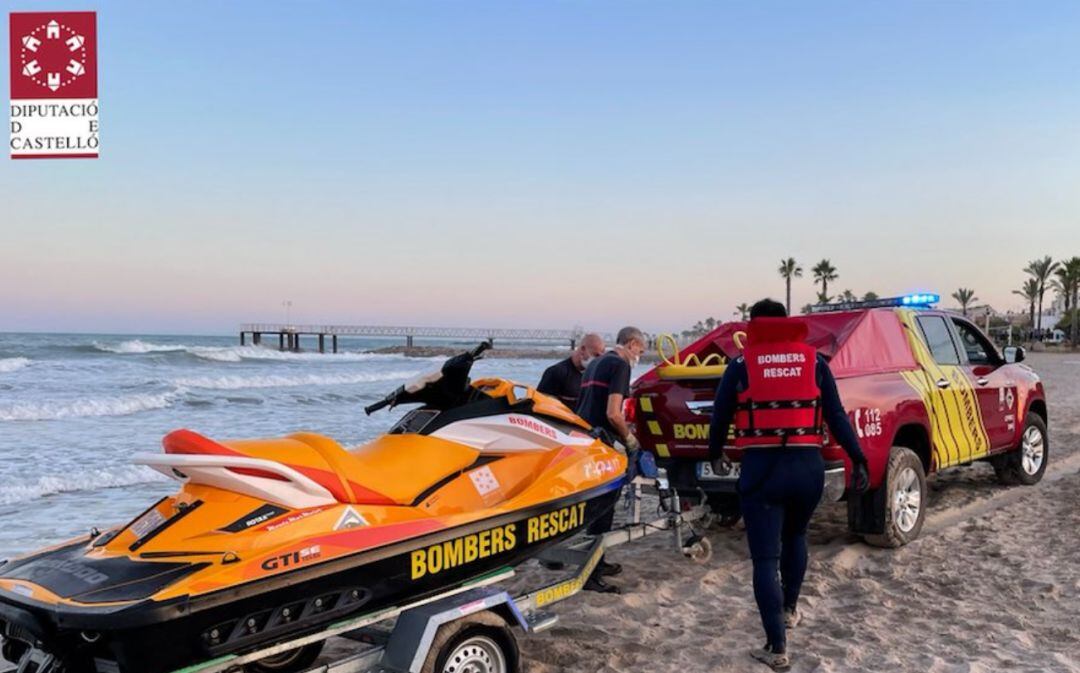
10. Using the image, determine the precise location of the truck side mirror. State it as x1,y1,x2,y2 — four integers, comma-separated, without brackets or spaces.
1003,346,1025,364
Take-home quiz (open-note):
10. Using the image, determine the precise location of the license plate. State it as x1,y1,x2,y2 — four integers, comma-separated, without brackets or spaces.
696,460,739,480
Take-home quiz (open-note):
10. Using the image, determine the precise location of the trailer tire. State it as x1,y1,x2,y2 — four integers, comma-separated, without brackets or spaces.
863,447,926,548
246,642,324,673
992,413,1048,486
706,494,742,528
422,611,520,673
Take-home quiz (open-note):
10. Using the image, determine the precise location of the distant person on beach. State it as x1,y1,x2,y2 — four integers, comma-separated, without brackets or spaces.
574,326,647,594
707,299,870,671
537,333,605,408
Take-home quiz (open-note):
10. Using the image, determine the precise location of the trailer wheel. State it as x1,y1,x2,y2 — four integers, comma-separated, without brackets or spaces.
422,611,520,673
682,534,713,564
992,413,1048,486
863,447,926,548
246,642,324,673
706,494,742,528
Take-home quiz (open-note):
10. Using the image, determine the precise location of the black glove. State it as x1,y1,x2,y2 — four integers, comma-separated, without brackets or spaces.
850,460,870,494
712,455,735,477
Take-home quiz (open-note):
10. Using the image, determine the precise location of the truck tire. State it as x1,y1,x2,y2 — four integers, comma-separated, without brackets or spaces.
421,611,520,673
993,413,1049,486
246,642,324,673
864,447,927,548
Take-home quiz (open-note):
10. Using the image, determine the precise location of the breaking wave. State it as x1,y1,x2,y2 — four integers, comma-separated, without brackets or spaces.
92,339,187,354
92,340,403,364
0,358,31,373
173,370,420,390
0,465,167,506
0,391,179,422
187,346,400,363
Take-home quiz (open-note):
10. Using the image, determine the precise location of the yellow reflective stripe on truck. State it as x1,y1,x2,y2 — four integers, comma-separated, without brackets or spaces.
896,309,990,469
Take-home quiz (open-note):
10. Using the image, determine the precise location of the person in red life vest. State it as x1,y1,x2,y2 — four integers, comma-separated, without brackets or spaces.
708,299,869,671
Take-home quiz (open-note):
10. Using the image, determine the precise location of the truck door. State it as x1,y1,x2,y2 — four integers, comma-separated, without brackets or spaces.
909,314,992,468
949,317,1016,452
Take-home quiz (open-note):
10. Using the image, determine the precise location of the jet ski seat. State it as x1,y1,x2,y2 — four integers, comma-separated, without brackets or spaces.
163,429,480,507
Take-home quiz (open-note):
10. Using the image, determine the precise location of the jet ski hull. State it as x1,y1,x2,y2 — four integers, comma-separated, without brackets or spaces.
0,481,622,673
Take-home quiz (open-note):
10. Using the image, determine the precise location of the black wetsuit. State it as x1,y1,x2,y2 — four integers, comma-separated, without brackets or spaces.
708,354,865,652
537,357,583,408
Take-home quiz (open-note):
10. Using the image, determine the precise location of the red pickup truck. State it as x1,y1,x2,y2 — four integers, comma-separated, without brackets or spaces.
631,296,1048,546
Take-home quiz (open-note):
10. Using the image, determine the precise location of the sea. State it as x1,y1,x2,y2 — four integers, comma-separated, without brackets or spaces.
0,333,581,560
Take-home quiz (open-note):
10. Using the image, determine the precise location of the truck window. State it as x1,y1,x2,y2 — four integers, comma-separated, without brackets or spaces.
916,316,960,365
951,318,1002,366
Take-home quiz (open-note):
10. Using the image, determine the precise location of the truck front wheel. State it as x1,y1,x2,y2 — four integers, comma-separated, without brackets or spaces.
992,413,1048,486
864,447,927,548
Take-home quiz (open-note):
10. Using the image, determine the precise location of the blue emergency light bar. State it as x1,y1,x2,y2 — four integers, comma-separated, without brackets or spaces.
901,293,940,306
809,293,940,313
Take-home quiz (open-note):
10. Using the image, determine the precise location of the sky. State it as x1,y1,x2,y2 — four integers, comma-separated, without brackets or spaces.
2,1,1079,335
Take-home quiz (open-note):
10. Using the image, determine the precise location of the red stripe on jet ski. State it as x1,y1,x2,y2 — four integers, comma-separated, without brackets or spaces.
313,519,446,551
164,429,242,456
164,430,395,506
227,467,289,482
345,480,398,506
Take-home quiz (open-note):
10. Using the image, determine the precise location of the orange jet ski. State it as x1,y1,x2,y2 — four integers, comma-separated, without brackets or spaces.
0,343,627,673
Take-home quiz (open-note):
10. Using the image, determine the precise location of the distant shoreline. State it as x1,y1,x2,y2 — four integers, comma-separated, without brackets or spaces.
368,345,662,363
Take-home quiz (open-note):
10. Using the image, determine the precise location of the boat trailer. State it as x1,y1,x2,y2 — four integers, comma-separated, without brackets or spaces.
5,476,711,673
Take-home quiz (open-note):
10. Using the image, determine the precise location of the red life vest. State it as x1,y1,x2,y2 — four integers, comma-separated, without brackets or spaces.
734,317,824,449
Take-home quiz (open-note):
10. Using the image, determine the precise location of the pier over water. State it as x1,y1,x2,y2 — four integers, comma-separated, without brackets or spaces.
239,323,587,352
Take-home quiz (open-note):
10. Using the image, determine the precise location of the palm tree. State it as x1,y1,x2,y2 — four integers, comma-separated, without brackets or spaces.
734,303,751,320
812,260,838,305
777,258,803,314
1025,256,1059,333
951,288,978,317
705,317,717,331
840,289,857,303
863,291,880,301
1013,278,1039,336
1061,256,1080,348
1051,266,1070,309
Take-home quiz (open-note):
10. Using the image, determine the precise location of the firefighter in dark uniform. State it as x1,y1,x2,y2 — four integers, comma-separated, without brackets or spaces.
708,299,870,671
537,333,605,409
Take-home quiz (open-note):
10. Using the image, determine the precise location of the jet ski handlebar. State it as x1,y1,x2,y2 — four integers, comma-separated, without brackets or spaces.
364,341,493,415
468,340,493,359
364,394,399,416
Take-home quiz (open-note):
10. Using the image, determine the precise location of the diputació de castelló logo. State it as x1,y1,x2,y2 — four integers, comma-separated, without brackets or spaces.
9,11,99,159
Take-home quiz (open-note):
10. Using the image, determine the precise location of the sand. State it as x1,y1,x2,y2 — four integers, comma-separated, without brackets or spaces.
319,352,1079,672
